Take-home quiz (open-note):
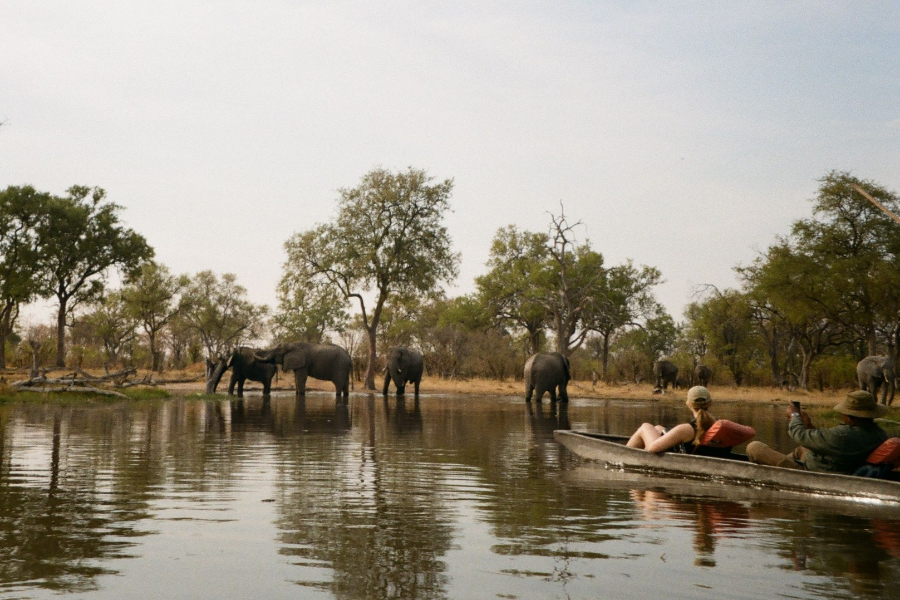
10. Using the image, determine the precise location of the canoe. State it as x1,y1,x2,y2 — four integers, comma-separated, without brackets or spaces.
553,430,900,506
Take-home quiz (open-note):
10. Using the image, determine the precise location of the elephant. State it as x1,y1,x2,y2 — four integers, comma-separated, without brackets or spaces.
857,355,896,406
653,360,679,390
694,364,712,387
207,346,277,398
383,347,424,398
254,342,352,400
524,352,570,403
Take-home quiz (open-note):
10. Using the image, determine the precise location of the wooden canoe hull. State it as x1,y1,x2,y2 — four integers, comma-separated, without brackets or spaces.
553,430,900,505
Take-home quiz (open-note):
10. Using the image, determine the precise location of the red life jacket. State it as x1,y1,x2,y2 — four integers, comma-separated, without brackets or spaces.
699,420,756,448
867,437,900,466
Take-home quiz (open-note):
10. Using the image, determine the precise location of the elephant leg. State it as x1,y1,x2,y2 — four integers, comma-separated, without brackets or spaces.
382,374,391,396
236,377,245,398
228,373,238,396
549,387,557,403
262,376,271,396
413,379,420,399
525,382,535,402
294,370,308,398
559,382,569,403
534,385,546,403
397,380,406,395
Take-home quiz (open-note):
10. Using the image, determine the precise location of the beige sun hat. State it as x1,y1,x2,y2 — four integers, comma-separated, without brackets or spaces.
686,386,712,410
834,390,888,418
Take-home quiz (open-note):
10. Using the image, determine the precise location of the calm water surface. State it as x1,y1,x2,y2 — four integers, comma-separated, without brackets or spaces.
0,393,898,599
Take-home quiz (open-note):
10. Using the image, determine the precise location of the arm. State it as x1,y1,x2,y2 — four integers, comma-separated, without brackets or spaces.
645,423,695,453
787,417,838,454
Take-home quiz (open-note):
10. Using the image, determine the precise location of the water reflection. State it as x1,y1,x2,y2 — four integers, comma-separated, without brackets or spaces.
0,396,897,599
629,489,749,567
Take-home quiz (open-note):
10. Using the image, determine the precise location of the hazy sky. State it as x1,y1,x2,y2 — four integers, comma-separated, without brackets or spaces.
2,1,899,325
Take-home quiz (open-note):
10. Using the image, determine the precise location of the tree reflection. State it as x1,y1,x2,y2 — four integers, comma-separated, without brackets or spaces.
272,395,452,599
0,409,148,593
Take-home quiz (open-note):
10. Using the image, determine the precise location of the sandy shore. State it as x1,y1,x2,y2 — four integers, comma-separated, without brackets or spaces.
161,371,853,407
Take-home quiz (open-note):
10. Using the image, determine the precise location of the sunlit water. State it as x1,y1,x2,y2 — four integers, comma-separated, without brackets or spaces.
0,392,898,599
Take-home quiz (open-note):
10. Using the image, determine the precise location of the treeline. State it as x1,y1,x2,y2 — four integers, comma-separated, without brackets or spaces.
2,170,899,391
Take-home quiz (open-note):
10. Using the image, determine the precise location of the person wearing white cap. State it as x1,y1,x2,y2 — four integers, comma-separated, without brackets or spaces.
627,386,724,455
746,390,888,473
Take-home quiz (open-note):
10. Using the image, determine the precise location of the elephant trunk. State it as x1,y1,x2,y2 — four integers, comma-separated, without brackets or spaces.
206,358,229,394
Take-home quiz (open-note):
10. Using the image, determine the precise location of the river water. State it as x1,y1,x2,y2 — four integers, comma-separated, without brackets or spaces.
0,392,897,600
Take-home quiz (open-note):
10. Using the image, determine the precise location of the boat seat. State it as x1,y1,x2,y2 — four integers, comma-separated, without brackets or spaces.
699,420,756,448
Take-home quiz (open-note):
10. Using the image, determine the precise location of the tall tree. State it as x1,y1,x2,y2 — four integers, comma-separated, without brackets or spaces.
685,289,756,386
0,186,48,368
35,186,153,367
586,260,664,378
280,167,459,389
121,262,186,372
789,172,900,356
475,226,551,354
179,271,269,360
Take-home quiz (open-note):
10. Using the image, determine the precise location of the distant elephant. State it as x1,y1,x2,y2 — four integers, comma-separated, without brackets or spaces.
383,347,424,398
207,346,276,398
524,352,570,403
255,342,352,400
694,364,712,387
653,360,679,390
857,355,896,406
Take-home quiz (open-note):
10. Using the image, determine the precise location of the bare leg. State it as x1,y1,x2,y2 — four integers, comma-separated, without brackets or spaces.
627,423,666,448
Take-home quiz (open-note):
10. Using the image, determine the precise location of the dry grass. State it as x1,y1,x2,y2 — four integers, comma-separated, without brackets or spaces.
1,365,864,408
414,377,851,406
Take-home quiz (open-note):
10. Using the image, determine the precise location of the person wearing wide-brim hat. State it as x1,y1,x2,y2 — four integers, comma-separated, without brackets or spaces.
747,390,888,473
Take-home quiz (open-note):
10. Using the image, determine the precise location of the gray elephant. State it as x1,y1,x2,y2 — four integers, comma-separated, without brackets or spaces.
857,355,896,406
383,347,424,398
653,360,679,390
694,364,712,387
207,346,277,397
255,342,352,400
524,352,570,403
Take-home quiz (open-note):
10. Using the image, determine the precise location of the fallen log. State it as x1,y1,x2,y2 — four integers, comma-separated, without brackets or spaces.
12,384,130,399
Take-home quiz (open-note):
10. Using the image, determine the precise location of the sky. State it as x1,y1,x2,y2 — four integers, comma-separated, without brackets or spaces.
2,1,899,326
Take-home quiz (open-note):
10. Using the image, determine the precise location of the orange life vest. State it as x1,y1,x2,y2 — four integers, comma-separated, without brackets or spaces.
867,437,900,466
699,419,756,448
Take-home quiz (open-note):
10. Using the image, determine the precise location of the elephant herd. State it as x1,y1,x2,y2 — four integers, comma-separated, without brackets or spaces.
205,344,897,408
651,360,712,392
206,342,424,401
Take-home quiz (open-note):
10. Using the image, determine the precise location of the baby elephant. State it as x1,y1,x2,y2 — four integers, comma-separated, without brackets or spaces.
383,347,424,399
524,352,571,403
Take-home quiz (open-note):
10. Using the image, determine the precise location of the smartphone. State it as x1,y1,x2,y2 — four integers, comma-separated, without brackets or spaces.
790,400,801,412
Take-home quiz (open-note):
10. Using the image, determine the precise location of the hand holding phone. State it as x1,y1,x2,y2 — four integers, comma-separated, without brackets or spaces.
790,400,801,412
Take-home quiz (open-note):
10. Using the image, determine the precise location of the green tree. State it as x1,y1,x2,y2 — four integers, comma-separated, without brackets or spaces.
272,273,349,343
121,262,186,372
789,172,900,355
35,186,153,367
685,288,756,386
75,291,138,372
280,167,459,389
587,260,664,379
179,271,269,359
475,226,551,354
0,186,48,368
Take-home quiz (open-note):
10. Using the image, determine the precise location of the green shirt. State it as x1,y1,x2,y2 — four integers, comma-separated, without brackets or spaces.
789,417,888,474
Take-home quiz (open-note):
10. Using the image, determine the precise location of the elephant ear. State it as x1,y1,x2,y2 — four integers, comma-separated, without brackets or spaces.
283,349,307,372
